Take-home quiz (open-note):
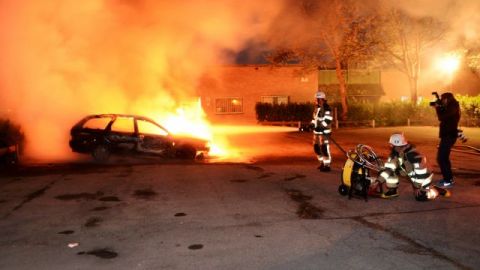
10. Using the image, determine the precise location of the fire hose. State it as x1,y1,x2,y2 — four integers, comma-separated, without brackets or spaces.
331,136,450,201
452,145,480,156
327,135,347,155
329,136,384,172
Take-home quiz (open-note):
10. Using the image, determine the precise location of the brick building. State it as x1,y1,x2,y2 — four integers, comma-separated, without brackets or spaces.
196,64,479,124
197,65,318,124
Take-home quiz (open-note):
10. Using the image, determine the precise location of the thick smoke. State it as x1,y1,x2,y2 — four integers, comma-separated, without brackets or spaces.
2,0,478,161
383,0,480,95
0,0,283,160
265,0,480,99
385,0,480,48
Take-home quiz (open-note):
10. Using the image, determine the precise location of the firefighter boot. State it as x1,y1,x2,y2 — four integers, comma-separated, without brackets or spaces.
381,188,399,199
320,165,331,172
318,163,331,172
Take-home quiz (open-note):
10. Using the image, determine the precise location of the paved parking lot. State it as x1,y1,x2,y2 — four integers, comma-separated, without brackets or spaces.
1,126,479,270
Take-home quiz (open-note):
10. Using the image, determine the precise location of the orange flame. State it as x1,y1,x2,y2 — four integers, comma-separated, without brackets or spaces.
0,1,284,161
152,98,230,158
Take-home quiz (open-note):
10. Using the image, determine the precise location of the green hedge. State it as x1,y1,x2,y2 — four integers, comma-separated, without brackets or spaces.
344,101,437,126
256,94,480,127
457,95,480,125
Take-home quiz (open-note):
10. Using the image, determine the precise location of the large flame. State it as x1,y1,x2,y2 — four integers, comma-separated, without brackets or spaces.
154,99,229,157
0,1,284,161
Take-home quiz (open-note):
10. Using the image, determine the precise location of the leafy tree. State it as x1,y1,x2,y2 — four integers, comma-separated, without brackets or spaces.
375,8,445,103
265,0,378,119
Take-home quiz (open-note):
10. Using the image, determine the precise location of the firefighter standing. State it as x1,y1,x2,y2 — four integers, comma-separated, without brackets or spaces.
311,91,333,171
377,133,444,201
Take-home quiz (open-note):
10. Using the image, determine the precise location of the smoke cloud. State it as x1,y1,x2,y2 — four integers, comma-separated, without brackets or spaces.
382,0,480,95
385,0,480,48
0,0,284,160
1,0,478,161
264,0,480,98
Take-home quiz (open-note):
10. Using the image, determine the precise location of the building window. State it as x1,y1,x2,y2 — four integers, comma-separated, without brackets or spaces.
261,95,289,105
215,97,243,114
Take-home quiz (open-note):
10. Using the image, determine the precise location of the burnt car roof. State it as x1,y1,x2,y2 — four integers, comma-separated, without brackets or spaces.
83,114,156,121
74,114,162,127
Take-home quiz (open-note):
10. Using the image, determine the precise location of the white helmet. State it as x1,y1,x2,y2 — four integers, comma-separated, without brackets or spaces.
315,91,326,99
389,133,407,146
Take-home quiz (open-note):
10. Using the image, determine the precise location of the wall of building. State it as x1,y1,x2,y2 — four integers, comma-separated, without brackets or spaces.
318,69,383,103
197,65,318,124
197,65,479,124
380,70,411,101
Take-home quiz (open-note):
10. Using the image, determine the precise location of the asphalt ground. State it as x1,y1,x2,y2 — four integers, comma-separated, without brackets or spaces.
0,126,479,270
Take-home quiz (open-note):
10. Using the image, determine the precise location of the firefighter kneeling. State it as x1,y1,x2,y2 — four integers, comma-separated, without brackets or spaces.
377,133,450,201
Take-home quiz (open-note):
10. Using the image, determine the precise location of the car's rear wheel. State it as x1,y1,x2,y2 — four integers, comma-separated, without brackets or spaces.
175,145,197,160
92,145,110,162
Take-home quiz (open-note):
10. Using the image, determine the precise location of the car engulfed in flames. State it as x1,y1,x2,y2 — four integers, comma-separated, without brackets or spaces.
69,114,210,162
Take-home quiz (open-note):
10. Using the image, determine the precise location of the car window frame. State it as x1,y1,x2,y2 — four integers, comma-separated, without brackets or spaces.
135,117,170,137
109,116,136,134
82,116,114,131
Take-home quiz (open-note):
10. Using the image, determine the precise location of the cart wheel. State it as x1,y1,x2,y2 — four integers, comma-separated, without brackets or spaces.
338,184,349,196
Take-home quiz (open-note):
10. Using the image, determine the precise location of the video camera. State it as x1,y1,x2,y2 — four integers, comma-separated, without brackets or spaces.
429,92,442,107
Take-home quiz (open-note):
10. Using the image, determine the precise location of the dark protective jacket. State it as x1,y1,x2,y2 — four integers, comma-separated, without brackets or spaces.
381,144,433,189
436,94,460,139
312,102,333,135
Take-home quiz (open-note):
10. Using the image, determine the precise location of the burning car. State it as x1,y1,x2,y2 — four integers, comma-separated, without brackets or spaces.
69,114,210,162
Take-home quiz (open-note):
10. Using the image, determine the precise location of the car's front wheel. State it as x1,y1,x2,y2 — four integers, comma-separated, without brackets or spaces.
92,145,110,162
175,145,197,160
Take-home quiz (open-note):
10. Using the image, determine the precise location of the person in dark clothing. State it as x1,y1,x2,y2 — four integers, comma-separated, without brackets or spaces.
434,92,460,188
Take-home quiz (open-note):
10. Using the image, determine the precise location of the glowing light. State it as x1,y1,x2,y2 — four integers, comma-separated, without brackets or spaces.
436,53,461,75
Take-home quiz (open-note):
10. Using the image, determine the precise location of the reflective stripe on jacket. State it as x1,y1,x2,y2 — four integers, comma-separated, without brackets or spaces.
387,144,433,188
312,103,332,135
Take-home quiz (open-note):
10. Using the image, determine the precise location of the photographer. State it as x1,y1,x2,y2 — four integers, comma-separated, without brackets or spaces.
431,92,460,188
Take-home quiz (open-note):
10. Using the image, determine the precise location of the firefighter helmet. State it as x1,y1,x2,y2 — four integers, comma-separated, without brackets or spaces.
315,91,326,99
389,133,407,146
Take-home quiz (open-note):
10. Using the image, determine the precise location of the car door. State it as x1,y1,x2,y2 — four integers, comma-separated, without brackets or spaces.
107,116,137,153
135,118,172,156
72,115,113,151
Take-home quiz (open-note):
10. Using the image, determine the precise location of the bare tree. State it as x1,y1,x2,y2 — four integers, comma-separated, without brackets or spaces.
266,0,378,119
375,8,444,103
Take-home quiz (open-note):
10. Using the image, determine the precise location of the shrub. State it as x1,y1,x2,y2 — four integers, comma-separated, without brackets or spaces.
456,94,480,126
0,118,25,151
255,94,480,127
